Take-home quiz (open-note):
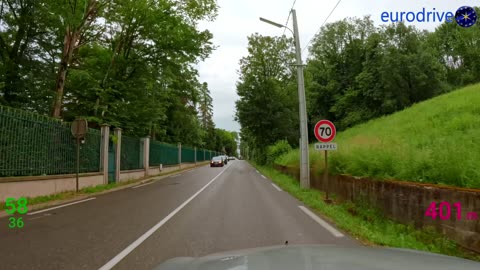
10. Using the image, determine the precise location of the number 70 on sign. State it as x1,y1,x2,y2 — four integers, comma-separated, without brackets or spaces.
314,120,337,151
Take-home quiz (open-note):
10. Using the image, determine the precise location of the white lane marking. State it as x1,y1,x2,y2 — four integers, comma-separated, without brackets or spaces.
271,183,282,191
298,206,344,238
29,213,52,220
261,175,266,179
255,170,259,173
98,167,228,270
132,182,155,189
27,198,96,216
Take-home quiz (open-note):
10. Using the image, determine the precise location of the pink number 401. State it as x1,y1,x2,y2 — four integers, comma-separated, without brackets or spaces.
425,202,462,220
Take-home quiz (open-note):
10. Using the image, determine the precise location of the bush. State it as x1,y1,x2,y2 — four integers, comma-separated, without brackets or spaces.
266,140,292,165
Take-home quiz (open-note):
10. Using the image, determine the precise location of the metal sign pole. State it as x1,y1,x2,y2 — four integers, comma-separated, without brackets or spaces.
76,137,80,192
71,118,87,193
324,150,329,201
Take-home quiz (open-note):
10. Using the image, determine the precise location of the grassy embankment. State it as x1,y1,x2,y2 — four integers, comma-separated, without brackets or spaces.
277,84,480,188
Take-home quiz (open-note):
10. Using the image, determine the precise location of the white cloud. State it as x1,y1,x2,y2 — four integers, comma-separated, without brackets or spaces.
197,0,477,131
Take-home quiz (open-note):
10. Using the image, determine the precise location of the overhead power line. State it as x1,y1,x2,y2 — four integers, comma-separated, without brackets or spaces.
302,0,342,53
282,0,298,36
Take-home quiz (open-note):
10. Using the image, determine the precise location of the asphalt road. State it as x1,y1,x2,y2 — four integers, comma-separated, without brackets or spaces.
0,161,357,270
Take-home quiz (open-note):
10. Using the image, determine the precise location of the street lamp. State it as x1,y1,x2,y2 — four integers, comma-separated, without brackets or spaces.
260,17,288,29
260,9,310,188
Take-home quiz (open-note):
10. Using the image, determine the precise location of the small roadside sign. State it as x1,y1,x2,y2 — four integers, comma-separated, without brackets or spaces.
71,119,88,139
314,120,336,143
315,143,337,151
313,119,337,203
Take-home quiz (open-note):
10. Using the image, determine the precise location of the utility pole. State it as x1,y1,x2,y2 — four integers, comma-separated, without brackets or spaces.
259,10,310,187
292,9,310,188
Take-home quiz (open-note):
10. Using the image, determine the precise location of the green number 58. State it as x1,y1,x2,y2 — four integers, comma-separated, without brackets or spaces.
5,197,28,215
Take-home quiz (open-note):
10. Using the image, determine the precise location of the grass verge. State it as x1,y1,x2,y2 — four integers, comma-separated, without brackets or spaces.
253,163,480,262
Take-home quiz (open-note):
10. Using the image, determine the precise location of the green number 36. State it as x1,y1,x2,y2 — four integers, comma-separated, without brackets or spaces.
5,197,28,215
8,217,24,228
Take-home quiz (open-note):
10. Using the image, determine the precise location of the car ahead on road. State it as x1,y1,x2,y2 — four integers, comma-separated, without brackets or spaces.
227,156,235,161
153,245,480,270
210,156,224,167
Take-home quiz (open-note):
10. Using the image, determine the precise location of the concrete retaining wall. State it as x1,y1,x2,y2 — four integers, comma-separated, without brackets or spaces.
0,162,207,202
274,165,480,253
147,162,200,176
0,173,103,201
119,170,145,182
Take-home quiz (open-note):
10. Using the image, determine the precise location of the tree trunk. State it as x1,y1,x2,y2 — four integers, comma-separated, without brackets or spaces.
52,27,78,118
51,0,98,118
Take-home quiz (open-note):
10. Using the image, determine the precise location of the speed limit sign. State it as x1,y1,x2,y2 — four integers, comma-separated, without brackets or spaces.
314,120,336,143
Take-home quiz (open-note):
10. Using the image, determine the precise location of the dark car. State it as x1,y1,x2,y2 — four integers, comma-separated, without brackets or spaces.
210,156,224,167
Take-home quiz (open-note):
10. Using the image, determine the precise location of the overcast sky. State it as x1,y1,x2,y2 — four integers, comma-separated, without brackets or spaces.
196,0,474,132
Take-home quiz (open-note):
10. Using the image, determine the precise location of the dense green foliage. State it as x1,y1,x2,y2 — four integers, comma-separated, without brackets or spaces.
265,140,292,165
235,34,299,163
237,12,480,164
0,0,235,151
254,164,480,261
276,84,480,188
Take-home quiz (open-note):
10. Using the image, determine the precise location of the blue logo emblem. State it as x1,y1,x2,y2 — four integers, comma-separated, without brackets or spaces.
455,6,477,27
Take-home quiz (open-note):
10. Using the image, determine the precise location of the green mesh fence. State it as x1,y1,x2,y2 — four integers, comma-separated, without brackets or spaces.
197,149,206,161
181,146,195,163
121,135,143,170
0,105,101,177
205,150,218,160
149,141,178,166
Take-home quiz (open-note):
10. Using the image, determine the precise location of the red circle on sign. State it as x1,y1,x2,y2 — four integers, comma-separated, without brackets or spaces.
314,120,336,143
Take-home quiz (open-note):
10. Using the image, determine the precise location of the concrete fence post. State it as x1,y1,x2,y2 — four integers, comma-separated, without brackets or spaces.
100,124,110,184
194,147,197,164
178,143,182,168
114,128,122,182
143,136,150,177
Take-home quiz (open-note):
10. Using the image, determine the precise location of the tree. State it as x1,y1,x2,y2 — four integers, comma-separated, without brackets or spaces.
213,128,237,156
1,0,220,149
0,0,55,111
430,8,480,87
198,82,214,129
50,0,104,118
235,34,298,163
306,18,447,130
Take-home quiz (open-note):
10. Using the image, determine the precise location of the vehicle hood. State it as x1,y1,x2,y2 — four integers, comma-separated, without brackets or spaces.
153,244,480,270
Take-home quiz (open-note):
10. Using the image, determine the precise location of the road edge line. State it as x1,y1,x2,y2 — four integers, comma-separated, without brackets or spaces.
271,183,282,191
132,182,155,189
27,198,96,215
298,205,344,238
